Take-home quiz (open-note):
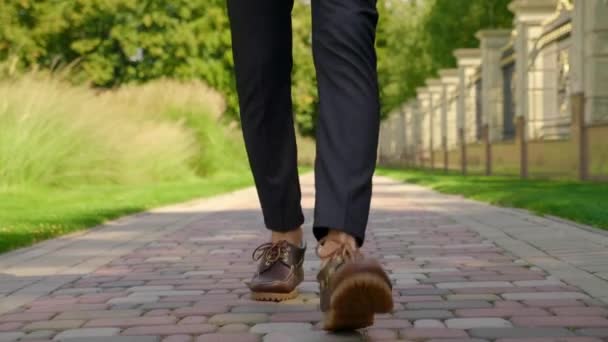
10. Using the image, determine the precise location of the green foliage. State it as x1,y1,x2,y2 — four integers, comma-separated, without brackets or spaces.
0,74,247,188
376,0,432,115
164,107,249,177
0,0,239,117
291,3,318,136
423,0,513,73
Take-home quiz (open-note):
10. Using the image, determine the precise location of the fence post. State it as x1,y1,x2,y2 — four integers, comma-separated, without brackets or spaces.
483,124,492,175
459,128,467,176
443,138,448,173
516,116,528,178
571,96,588,180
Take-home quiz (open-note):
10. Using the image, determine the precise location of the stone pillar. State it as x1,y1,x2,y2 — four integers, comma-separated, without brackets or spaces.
571,0,608,124
509,0,558,139
476,30,510,175
426,79,443,170
476,30,512,142
571,0,608,179
454,49,482,175
439,69,460,172
417,87,432,169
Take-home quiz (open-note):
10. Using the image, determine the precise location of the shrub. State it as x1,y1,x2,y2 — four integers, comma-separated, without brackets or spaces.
0,73,247,188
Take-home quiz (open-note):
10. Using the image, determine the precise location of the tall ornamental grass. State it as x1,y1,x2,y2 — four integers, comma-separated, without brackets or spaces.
0,74,247,188
112,81,248,177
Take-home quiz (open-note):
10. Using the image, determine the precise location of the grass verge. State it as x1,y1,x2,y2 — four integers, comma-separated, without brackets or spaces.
0,173,253,254
377,167,608,231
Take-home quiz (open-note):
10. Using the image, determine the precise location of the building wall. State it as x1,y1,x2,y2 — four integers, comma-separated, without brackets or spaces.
527,139,577,178
447,149,462,171
588,123,608,179
432,149,445,170
492,142,520,176
466,143,485,174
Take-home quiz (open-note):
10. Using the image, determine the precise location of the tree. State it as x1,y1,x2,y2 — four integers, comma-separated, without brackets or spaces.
422,0,513,73
291,2,318,136
0,0,239,117
376,0,432,116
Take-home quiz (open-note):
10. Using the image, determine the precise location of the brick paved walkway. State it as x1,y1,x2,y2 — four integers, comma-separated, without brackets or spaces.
1,174,608,342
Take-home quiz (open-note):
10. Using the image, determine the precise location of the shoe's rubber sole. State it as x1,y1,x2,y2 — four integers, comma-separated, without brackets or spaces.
323,273,393,331
251,289,298,302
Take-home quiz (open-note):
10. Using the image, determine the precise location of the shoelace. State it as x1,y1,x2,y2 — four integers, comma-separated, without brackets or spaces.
316,237,360,261
252,241,289,265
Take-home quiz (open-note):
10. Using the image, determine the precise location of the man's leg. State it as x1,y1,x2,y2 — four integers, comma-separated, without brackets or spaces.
311,0,380,246
227,0,306,302
227,0,303,237
311,0,393,331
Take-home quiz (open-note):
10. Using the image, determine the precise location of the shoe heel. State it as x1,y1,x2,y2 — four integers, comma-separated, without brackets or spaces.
323,273,393,331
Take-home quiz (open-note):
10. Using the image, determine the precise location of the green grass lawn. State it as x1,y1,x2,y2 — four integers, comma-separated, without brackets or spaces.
0,173,254,254
377,167,608,231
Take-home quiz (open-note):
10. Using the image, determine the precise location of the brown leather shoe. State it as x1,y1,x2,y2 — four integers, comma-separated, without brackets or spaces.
317,238,393,331
248,240,306,302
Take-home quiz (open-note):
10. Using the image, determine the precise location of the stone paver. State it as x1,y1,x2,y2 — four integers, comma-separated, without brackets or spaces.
24,329,55,339
469,327,575,339
22,320,85,332
263,331,362,342
249,323,312,334
414,319,445,328
217,323,250,333
59,337,160,342
196,333,260,342
52,328,120,340
208,314,268,325
0,332,24,342
446,318,513,329
1,174,608,341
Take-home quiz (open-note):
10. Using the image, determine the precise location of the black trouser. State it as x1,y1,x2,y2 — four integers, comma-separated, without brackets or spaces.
227,0,379,245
